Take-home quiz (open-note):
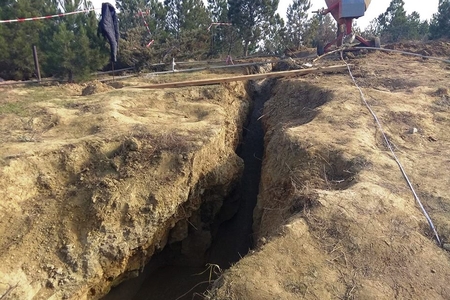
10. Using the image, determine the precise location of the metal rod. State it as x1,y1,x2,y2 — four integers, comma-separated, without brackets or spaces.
112,61,115,81
32,45,41,82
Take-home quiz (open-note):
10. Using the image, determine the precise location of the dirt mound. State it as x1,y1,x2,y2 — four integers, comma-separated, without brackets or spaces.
107,81,126,89
284,47,315,58
272,58,302,71
385,39,450,57
81,81,113,95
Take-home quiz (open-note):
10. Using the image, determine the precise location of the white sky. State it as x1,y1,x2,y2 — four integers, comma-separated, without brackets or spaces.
279,0,439,29
92,0,439,30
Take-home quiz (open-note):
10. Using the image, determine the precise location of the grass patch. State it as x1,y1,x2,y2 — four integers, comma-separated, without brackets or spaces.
0,102,27,116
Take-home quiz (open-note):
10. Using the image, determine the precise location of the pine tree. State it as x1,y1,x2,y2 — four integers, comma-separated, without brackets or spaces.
179,0,211,58
377,0,429,42
285,0,311,50
0,0,109,81
261,14,285,54
207,0,242,57
303,14,336,48
42,0,108,81
0,5,9,80
0,0,51,80
162,0,210,59
114,0,167,68
115,0,141,32
164,0,184,39
228,0,280,56
429,0,450,39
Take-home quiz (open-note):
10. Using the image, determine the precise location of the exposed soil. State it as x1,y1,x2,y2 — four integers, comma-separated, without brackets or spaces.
211,42,450,299
0,71,252,299
1,40,450,300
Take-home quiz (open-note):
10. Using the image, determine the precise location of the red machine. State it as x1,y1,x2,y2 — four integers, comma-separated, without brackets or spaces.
316,0,380,55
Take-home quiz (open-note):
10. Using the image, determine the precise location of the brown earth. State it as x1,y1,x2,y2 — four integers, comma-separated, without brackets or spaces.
210,44,450,299
0,71,252,299
1,40,450,300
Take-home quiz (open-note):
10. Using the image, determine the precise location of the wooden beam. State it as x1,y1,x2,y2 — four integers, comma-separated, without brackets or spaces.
131,64,350,89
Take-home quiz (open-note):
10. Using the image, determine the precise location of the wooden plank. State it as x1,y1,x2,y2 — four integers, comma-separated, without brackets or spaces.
131,64,349,89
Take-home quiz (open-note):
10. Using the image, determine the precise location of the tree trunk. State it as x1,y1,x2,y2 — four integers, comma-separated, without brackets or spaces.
243,40,249,57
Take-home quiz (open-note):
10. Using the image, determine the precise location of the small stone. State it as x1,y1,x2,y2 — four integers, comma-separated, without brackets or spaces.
124,137,140,151
408,127,418,134
431,269,436,273
443,243,450,251
46,279,56,289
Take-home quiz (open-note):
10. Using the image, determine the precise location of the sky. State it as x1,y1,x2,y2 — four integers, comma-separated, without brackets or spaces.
92,0,439,30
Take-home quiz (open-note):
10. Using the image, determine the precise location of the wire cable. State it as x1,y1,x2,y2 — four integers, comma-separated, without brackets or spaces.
0,8,99,23
354,46,450,64
339,50,442,246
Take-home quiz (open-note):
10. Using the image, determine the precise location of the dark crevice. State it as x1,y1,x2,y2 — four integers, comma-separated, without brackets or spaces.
102,80,272,300
206,82,270,268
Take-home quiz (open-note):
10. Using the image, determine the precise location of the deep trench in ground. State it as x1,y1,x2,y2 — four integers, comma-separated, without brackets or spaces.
102,83,270,300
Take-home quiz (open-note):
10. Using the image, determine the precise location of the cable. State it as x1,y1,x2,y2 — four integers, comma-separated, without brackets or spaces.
339,50,442,247
354,46,450,64
0,8,99,24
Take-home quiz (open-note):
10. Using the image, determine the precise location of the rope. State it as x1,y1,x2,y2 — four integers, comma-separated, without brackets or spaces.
338,50,442,246
314,45,450,65
137,9,154,47
354,46,450,64
0,8,99,23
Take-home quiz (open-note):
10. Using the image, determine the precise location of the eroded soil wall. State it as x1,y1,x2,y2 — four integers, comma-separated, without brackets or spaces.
211,51,450,299
0,82,252,300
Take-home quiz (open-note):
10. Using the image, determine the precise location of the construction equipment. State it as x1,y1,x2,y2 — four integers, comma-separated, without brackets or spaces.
315,0,380,55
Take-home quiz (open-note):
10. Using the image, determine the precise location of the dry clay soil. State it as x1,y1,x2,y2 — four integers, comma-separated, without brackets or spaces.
0,41,450,300
212,42,450,299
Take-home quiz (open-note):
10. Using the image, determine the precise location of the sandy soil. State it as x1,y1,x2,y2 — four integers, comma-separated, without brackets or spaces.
0,72,251,299
211,41,450,299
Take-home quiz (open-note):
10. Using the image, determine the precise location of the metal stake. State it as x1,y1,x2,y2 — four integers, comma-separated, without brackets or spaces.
32,45,41,82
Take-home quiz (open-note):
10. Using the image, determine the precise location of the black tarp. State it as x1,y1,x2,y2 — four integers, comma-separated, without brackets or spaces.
98,3,119,62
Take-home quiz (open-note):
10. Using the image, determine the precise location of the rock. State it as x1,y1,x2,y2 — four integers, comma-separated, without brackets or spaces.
169,220,188,243
46,279,56,289
123,137,140,151
443,243,450,251
408,127,418,134
272,59,299,72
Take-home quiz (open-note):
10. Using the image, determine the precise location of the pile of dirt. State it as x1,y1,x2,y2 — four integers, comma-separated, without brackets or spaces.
385,39,450,57
272,58,302,71
81,81,113,96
